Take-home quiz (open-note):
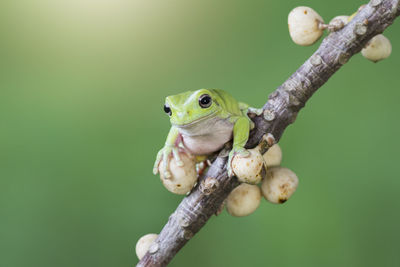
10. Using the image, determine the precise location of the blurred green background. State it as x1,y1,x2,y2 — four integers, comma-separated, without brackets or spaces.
0,0,399,266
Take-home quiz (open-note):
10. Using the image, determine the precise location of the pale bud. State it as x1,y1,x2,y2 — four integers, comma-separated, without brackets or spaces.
159,152,197,195
231,148,265,184
226,184,262,217
288,6,324,46
263,144,282,168
361,34,392,63
135,233,158,260
261,167,298,204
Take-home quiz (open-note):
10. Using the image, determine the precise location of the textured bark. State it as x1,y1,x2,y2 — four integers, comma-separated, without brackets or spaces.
137,0,400,266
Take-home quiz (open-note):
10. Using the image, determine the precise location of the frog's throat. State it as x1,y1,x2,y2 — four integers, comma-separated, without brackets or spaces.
172,111,219,128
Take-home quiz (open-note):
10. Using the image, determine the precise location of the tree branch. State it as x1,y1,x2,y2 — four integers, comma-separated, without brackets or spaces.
137,0,400,266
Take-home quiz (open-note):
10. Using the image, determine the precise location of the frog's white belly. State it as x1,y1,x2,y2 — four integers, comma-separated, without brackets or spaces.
177,116,234,155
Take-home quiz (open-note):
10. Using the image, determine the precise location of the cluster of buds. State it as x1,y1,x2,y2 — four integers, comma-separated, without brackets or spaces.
226,137,299,217
288,5,392,62
138,137,297,259
153,134,298,220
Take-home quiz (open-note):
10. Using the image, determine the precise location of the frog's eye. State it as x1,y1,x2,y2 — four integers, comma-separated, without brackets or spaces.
164,104,172,116
199,94,212,108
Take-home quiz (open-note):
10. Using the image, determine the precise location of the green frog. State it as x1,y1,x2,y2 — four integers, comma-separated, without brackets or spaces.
153,89,262,178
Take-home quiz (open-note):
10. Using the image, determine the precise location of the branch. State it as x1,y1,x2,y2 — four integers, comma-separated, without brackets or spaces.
137,0,400,266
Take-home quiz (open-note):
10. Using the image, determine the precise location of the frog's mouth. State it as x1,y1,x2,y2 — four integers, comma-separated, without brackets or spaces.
172,111,218,128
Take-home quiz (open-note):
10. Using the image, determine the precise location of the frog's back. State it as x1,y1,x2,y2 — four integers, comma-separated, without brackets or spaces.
209,89,243,116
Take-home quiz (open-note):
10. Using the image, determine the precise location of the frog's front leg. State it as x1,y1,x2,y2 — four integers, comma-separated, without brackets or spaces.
153,126,183,178
239,102,262,129
227,117,251,177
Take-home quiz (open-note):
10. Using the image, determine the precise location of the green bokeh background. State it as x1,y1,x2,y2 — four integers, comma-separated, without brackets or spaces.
1,0,399,266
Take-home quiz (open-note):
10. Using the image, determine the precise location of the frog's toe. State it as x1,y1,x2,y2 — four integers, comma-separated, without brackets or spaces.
176,160,184,167
227,148,250,177
153,166,159,175
240,150,250,157
227,152,236,177
227,165,234,177
172,147,184,166
234,148,250,158
160,160,172,179
248,107,263,116
153,159,162,175
153,156,161,175
164,170,172,179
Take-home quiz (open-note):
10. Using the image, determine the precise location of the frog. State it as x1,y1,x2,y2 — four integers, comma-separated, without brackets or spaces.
153,88,262,178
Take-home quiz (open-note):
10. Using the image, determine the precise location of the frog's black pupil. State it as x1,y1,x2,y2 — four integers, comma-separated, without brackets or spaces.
164,105,171,115
199,94,212,108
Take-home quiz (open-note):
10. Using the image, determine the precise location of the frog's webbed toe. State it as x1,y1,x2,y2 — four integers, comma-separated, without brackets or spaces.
153,149,164,175
247,107,263,116
153,144,188,179
171,147,183,166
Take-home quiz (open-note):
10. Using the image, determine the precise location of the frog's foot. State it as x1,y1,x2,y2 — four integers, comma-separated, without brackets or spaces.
245,107,263,129
153,145,183,179
227,147,250,177
248,107,263,116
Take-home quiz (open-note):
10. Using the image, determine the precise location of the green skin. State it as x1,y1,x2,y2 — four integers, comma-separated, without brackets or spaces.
153,89,262,178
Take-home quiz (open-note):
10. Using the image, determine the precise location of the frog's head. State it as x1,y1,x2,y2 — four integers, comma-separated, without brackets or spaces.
164,89,223,126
